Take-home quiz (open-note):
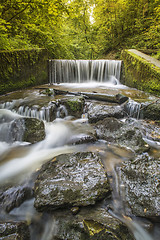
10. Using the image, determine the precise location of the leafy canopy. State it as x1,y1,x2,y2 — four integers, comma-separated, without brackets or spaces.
0,0,159,59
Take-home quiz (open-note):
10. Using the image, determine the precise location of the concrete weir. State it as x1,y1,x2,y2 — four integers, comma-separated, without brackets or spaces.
121,49,160,95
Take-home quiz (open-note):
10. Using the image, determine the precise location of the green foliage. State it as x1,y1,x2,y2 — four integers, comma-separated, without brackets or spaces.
92,0,160,57
0,0,159,59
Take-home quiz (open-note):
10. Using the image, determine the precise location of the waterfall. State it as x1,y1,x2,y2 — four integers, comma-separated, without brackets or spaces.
124,99,142,119
48,59,122,84
0,102,57,122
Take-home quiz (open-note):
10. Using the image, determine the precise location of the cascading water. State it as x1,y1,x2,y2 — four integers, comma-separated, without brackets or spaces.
124,99,142,119
48,59,122,84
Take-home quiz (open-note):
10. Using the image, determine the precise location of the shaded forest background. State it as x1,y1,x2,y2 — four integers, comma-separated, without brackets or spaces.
0,0,160,59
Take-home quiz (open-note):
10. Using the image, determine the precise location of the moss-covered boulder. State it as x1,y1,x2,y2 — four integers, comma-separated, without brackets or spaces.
58,96,85,118
119,153,160,219
0,114,45,144
34,152,110,211
141,102,160,120
10,117,45,143
94,117,149,153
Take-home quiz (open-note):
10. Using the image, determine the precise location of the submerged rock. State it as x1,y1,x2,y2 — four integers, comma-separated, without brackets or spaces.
33,204,134,240
0,184,33,213
87,102,125,123
10,117,45,143
34,152,110,211
119,153,160,218
0,221,30,240
0,174,36,214
94,117,149,153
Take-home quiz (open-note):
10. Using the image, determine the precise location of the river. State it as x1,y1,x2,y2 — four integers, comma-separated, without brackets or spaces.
0,59,159,240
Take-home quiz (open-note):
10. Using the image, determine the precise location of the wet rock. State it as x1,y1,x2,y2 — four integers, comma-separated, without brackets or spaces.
0,221,30,240
87,102,125,123
123,100,160,121
35,204,134,240
68,125,97,145
10,117,45,143
115,94,129,104
119,153,160,218
34,152,110,211
58,96,85,118
94,117,149,153
141,102,160,121
70,206,80,215
0,180,34,213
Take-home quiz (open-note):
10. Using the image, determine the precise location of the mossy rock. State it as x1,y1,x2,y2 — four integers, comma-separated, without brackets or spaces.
119,153,160,218
59,96,85,118
141,103,160,120
34,152,110,211
94,117,149,153
36,205,134,240
11,117,45,143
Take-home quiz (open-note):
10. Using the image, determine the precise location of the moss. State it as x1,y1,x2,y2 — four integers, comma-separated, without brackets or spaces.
121,50,160,96
83,220,104,236
0,48,48,95
63,188,82,203
60,96,85,118
67,97,84,113
22,118,45,143
83,220,120,240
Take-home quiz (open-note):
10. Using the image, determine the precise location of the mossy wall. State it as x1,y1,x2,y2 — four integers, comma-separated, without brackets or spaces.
121,50,160,96
0,48,48,95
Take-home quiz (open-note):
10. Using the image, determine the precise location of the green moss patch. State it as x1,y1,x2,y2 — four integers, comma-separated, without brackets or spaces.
121,50,160,96
0,48,48,95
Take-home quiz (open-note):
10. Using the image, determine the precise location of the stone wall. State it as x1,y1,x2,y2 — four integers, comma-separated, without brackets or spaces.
0,48,48,95
121,49,160,95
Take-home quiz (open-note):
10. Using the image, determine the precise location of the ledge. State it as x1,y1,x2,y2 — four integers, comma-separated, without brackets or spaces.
121,49,160,96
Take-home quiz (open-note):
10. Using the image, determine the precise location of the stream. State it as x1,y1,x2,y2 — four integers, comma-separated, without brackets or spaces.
0,60,160,240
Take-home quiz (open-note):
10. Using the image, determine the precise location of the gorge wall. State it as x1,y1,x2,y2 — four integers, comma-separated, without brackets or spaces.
0,48,48,95
121,49,160,95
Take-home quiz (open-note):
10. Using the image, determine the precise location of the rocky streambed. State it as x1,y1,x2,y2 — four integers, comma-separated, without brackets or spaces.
0,83,160,240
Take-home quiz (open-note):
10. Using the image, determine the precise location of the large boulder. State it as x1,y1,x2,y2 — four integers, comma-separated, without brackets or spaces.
119,153,160,218
93,117,149,153
87,102,125,123
34,152,110,211
142,102,160,120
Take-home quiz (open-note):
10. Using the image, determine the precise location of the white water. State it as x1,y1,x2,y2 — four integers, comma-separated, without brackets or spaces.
0,113,86,183
49,59,122,83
